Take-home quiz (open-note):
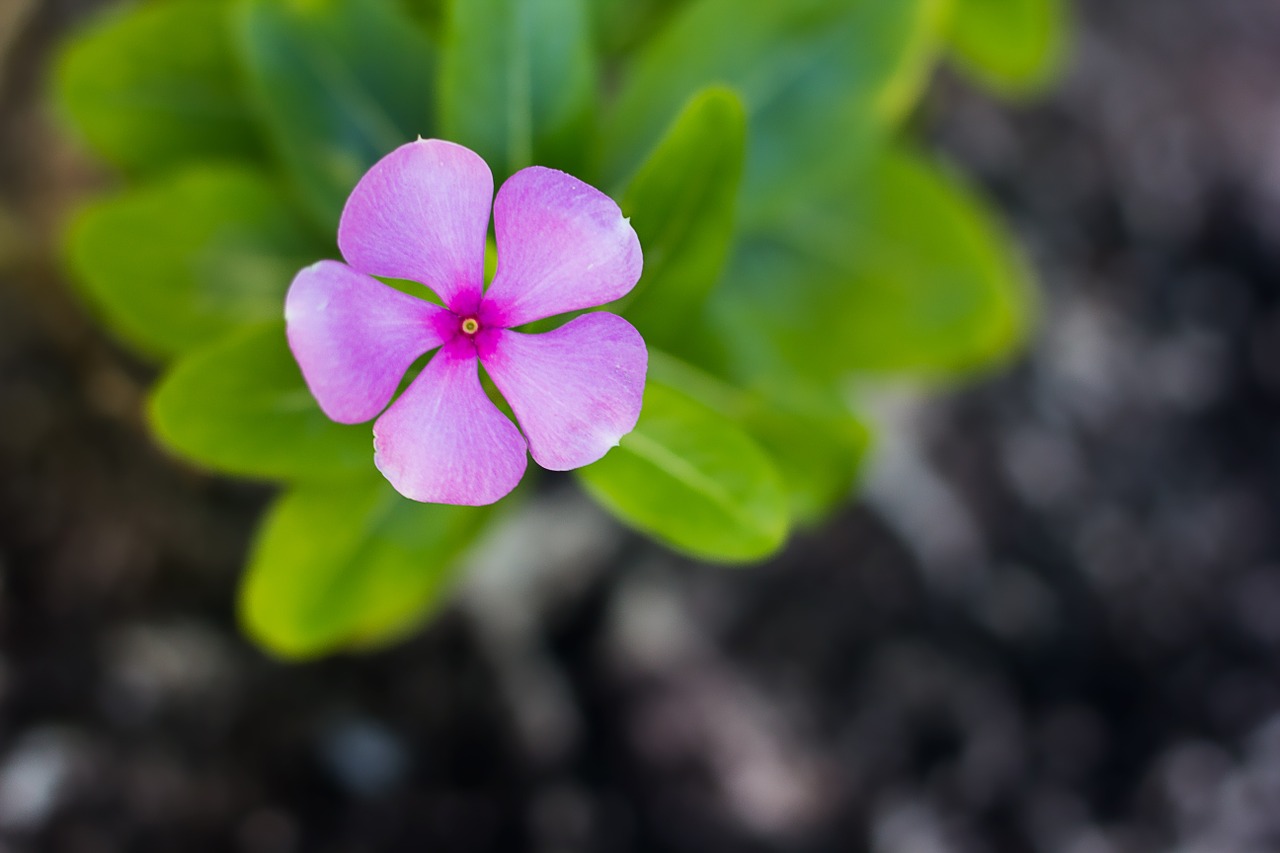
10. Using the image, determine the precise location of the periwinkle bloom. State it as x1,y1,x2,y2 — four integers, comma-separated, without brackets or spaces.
285,140,647,505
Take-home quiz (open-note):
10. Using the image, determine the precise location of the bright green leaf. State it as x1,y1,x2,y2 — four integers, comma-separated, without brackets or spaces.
66,167,322,359
54,0,263,174
236,0,436,229
949,0,1066,96
599,0,949,208
438,0,596,179
150,322,372,481
713,145,1034,380
737,392,872,525
614,87,745,350
649,354,872,525
577,379,789,563
241,475,497,659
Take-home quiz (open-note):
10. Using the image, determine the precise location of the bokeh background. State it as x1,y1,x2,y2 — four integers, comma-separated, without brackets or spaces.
3,0,1280,851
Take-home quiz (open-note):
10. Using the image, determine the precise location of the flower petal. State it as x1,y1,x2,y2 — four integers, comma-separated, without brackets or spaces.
477,312,647,470
285,260,456,424
373,339,528,505
480,167,642,328
338,139,492,314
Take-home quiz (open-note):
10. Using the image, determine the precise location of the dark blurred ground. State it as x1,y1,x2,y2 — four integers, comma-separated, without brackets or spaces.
3,1,1280,851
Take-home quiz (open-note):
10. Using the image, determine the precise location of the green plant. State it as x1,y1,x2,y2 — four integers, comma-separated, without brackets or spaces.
54,0,1066,658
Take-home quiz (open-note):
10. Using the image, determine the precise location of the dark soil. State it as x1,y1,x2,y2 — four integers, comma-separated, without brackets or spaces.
2,1,1279,851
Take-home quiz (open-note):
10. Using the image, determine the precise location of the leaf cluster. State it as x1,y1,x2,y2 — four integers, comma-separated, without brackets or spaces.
54,0,1065,657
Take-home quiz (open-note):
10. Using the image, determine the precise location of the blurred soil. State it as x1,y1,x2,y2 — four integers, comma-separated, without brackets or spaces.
2,1,1280,851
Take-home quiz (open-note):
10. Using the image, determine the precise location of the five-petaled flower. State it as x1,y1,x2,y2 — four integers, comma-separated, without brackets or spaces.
285,139,647,506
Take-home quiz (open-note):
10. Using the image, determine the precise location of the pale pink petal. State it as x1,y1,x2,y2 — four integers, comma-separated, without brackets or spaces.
373,339,527,505
479,167,642,328
285,260,456,425
338,139,492,314
477,313,647,470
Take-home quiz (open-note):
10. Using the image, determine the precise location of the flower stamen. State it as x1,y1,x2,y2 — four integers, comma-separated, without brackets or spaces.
461,317,479,335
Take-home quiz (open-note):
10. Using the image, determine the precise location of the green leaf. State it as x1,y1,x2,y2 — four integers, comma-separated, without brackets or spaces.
66,167,322,359
649,354,872,525
599,0,949,207
577,379,789,563
241,475,497,659
398,0,447,38
438,0,596,179
54,0,263,174
949,0,1066,96
737,391,872,525
150,322,372,481
614,87,745,350
590,0,691,57
236,0,436,230
713,145,1034,380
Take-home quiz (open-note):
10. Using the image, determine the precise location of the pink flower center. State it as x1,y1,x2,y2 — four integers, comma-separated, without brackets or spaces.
460,317,480,335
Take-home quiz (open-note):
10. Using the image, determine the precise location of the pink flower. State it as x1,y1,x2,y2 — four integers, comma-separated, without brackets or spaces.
284,139,647,506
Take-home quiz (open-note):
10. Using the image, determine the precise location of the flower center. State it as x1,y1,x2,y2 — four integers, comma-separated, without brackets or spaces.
460,317,479,335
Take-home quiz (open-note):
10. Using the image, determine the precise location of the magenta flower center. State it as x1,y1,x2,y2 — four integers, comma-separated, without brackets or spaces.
460,316,480,336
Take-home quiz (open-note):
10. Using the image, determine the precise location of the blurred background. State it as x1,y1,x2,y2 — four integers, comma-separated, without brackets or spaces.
3,0,1280,851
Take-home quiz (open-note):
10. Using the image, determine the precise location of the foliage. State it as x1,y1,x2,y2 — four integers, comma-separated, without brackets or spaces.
54,0,1064,657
